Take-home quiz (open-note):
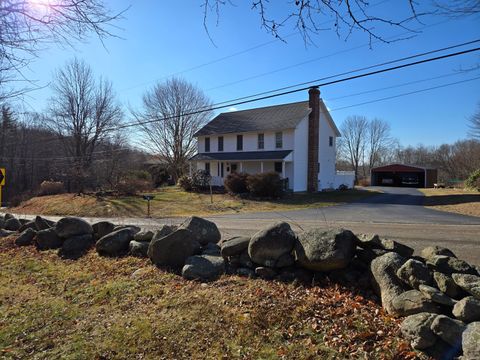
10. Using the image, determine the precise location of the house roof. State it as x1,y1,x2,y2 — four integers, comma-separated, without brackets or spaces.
194,101,312,137
190,150,292,162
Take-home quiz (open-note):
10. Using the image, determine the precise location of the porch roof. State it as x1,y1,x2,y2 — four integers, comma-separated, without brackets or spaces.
190,150,292,162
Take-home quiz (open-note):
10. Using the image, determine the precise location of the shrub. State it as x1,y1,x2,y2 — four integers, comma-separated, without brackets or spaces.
338,184,349,191
178,175,193,192
465,169,480,191
191,170,211,191
246,172,284,198
116,178,152,196
38,180,65,196
224,172,249,194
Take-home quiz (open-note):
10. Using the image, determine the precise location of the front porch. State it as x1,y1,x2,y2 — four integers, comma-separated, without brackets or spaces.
189,151,294,189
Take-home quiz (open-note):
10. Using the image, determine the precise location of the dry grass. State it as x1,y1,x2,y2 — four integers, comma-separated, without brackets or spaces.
0,236,424,360
10,186,375,218
420,188,480,217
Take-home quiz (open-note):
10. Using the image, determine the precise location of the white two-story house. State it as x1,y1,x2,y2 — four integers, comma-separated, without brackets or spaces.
190,87,354,192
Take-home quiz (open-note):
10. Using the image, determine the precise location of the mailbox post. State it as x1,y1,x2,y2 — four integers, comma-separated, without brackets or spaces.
142,194,155,218
0,168,5,207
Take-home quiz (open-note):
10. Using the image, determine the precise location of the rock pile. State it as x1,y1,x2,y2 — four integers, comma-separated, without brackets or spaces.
1,212,479,359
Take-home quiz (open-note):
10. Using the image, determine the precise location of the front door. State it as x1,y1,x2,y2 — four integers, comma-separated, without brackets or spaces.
230,163,238,173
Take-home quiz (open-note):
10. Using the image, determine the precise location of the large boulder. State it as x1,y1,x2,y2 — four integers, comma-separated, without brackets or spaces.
370,252,408,315
4,217,21,231
96,228,136,257
58,234,93,259
427,255,477,275
433,271,465,299
220,236,250,257
134,230,155,242
55,217,93,238
113,225,141,234
14,228,36,246
400,312,438,350
357,234,414,258
201,242,221,256
431,315,465,349
35,228,63,250
295,228,357,271
34,216,51,231
419,284,456,307
92,221,115,240
182,255,225,281
396,259,432,289
129,240,149,258
462,322,480,360
18,221,38,232
148,228,201,268
0,229,15,238
179,216,221,245
452,273,480,299
421,246,456,261
453,297,480,323
391,290,440,317
248,222,296,268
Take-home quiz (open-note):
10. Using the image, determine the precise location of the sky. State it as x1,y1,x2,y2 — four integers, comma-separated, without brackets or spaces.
13,0,480,147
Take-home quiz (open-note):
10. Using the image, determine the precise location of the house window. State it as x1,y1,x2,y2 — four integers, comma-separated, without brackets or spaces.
275,132,283,149
205,137,210,152
237,135,243,151
274,162,283,173
258,133,264,149
218,136,224,152
205,162,210,175
329,136,333,147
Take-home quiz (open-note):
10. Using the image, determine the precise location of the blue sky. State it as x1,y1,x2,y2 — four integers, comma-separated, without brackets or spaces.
17,0,480,146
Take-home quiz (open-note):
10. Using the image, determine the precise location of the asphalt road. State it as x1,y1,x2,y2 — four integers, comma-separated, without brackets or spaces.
5,187,480,265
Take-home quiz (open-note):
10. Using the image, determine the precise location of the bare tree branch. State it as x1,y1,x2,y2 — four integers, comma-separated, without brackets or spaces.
133,78,212,181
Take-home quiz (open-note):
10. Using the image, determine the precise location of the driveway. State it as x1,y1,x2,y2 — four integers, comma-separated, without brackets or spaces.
4,187,480,265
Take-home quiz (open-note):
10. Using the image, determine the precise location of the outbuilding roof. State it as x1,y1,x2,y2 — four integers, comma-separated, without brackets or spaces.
371,164,436,172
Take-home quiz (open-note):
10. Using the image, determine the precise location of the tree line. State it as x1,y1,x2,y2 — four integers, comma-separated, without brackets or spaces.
337,114,480,185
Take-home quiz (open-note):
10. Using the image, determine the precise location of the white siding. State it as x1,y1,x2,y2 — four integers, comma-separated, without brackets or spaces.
318,108,337,190
293,116,309,192
197,130,294,153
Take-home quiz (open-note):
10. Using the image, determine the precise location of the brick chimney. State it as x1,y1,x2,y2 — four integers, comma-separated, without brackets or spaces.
307,87,320,192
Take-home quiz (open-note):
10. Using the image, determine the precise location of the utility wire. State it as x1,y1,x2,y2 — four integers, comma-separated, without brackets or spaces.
110,44,480,132
3,41,480,149
329,76,480,111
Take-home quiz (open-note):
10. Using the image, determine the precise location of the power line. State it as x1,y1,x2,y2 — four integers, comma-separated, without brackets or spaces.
110,44,480,132
325,70,478,101
209,38,480,107
3,41,480,148
205,18,453,94
119,0,393,93
329,76,480,112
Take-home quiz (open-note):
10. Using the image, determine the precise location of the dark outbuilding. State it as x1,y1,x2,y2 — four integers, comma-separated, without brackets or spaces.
370,164,437,188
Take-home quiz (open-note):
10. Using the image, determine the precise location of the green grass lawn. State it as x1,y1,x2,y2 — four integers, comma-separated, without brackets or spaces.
0,237,419,360
11,186,376,218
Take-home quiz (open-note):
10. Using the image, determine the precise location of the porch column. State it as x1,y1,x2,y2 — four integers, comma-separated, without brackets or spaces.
282,161,286,178
260,161,264,173
240,162,243,172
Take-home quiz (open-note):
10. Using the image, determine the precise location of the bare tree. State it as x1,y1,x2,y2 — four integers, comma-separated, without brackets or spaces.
468,102,480,139
338,115,368,183
134,78,212,181
48,58,123,191
367,118,393,171
0,0,126,100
